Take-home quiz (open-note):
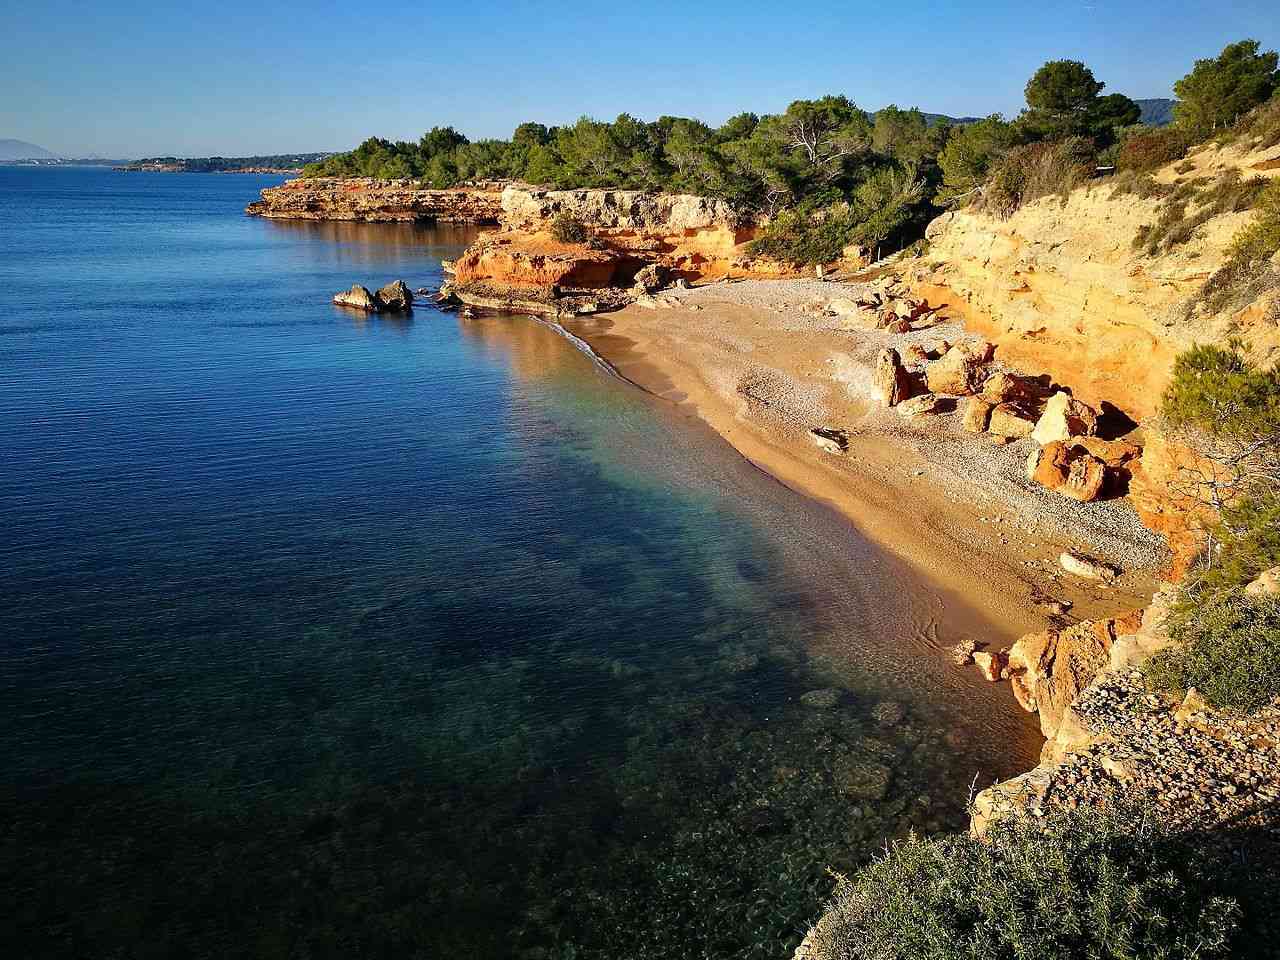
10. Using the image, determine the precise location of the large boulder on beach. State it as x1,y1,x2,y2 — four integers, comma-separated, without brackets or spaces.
1059,549,1119,581
1026,441,1108,502
874,348,915,407
632,263,669,293
981,371,1045,404
375,280,413,312
925,341,992,396
333,284,379,311
896,393,943,418
963,397,995,433
987,401,1039,438
1031,391,1098,445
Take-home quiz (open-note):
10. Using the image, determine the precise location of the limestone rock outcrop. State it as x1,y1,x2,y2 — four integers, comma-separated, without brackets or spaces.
909,140,1280,419
248,178,505,223
1006,611,1144,739
449,185,790,309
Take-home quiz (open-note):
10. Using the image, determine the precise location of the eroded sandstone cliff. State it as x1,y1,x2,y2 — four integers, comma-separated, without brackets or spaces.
909,140,1280,422
446,184,792,311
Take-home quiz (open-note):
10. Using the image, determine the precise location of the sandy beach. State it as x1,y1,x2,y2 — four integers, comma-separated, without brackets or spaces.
567,277,1169,659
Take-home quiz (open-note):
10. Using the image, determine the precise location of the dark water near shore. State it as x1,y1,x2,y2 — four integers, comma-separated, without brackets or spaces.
0,166,1039,959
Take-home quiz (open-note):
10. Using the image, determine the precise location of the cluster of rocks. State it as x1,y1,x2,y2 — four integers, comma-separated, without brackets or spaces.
859,305,1141,504
333,280,414,313
822,278,944,335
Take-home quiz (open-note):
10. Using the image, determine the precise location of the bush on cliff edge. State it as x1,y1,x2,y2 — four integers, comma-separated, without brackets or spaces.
548,211,591,244
808,807,1241,960
1147,589,1280,712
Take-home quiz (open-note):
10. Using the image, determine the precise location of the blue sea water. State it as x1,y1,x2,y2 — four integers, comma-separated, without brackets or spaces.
0,166,1039,958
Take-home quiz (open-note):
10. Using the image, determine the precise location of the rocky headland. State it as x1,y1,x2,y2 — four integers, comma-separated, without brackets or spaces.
246,177,505,223
437,183,804,315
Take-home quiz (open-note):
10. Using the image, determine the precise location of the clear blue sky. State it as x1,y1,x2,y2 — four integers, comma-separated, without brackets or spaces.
2,0,1277,158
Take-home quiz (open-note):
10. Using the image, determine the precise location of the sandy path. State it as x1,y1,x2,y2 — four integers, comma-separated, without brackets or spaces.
566,278,1167,652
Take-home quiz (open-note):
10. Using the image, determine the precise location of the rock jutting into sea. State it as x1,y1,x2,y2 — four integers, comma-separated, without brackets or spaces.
332,280,413,312
246,177,505,223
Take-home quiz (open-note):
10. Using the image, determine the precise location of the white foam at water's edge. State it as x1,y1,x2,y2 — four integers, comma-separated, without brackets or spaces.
528,314,628,382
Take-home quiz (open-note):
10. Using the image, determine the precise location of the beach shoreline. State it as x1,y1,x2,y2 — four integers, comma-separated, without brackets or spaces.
563,279,1165,677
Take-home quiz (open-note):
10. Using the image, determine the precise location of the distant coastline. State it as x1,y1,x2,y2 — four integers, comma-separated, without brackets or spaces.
115,152,337,174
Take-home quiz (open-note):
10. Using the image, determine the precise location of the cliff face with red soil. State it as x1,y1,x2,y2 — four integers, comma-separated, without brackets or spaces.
449,184,791,299
246,178,504,223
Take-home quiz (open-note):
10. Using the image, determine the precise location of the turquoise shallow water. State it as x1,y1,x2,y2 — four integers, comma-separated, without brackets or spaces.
0,166,1039,958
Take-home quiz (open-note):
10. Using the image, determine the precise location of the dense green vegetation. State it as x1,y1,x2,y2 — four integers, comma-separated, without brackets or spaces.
1148,590,1280,712
1174,40,1280,135
1149,343,1280,711
306,39,1277,265
810,806,1244,960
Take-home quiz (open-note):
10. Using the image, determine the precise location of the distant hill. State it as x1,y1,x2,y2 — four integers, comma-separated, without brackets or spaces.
1135,98,1177,127
0,139,58,161
919,112,982,126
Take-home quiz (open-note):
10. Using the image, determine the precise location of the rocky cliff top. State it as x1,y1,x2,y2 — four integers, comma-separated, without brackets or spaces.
499,184,747,231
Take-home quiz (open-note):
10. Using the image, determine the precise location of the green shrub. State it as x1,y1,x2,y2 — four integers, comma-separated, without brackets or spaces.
1146,589,1280,712
1162,341,1280,440
982,137,1096,218
750,164,928,265
1116,126,1193,172
808,806,1241,960
1191,177,1280,313
1199,492,1280,592
548,211,591,244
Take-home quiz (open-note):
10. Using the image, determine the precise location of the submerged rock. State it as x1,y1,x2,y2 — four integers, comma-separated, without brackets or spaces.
800,688,845,709
832,755,893,800
871,700,906,726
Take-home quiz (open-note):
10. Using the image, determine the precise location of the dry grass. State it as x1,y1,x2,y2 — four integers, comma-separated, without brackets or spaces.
1132,170,1268,257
